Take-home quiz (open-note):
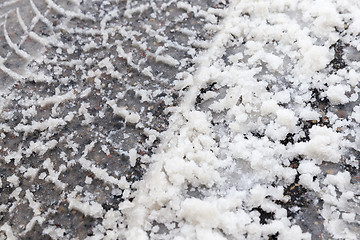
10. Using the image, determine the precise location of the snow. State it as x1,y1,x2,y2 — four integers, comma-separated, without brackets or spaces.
326,84,350,105
7,175,19,187
35,90,76,107
68,196,104,218
23,168,39,181
261,100,279,115
107,99,140,124
155,55,179,67
276,109,297,130
0,0,359,239
296,126,341,163
129,148,137,167
15,118,67,134
324,171,351,192
300,45,332,74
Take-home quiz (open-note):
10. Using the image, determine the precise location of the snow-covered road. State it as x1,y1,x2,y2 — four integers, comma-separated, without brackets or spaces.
0,0,359,239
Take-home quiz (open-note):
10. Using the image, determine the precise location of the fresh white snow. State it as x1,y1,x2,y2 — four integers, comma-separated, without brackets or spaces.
0,0,359,239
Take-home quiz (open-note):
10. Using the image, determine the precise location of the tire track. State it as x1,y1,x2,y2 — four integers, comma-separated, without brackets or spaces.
0,0,226,238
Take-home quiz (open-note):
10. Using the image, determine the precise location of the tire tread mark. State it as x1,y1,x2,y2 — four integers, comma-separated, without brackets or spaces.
3,17,31,60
